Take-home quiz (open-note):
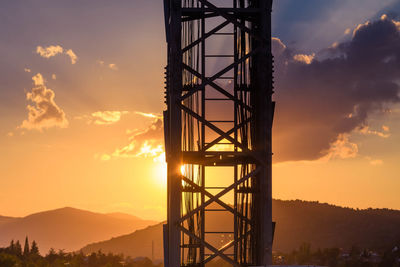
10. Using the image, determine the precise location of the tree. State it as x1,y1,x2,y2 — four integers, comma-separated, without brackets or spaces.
7,240,14,254
30,240,39,256
297,242,312,264
46,248,57,264
14,240,22,257
0,253,21,267
23,236,30,256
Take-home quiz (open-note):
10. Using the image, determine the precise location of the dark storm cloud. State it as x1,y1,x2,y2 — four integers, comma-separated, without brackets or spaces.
273,16,400,162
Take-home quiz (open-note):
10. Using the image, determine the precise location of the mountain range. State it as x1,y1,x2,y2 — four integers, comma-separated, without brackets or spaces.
0,207,156,254
81,200,400,260
2,200,399,261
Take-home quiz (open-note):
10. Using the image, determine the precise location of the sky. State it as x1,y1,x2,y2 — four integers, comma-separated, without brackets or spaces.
0,0,399,221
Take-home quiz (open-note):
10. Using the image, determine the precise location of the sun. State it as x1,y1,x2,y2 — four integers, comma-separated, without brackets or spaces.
180,165,185,176
153,156,186,187
153,153,167,187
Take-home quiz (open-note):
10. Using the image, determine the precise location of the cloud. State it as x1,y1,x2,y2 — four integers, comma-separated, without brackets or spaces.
91,111,128,125
97,60,118,70
20,73,68,130
293,53,315,64
370,159,384,165
108,63,118,70
322,134,358,160
76,111,128,125
382,125,390,132
77,110,161,127
100,117,164,160
134,111,161,119
272,37,287,56
358,126,390,138
36,45,64,58
272,16,400,162
94,153,112,161
364,156,384,166
32,73,44,86
65,49,78,64
36,45,78,64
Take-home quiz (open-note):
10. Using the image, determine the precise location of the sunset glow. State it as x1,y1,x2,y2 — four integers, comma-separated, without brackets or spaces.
0,0,399,225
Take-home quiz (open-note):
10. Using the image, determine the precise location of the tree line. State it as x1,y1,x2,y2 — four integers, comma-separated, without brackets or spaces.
1,238,399,266
0,237,162,267
272,242,400,267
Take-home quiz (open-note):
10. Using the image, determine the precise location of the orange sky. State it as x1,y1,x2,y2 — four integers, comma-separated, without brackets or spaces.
0,0,399,221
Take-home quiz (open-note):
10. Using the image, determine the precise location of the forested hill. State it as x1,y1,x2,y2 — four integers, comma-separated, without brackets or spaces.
273,199,400,251
81,199,400,260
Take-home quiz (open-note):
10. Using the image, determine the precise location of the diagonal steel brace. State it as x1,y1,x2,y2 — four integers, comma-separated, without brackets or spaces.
179,166,260,223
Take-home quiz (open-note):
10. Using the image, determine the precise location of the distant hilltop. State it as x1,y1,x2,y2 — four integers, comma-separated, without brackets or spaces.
81,199,400,260
0,207,157,254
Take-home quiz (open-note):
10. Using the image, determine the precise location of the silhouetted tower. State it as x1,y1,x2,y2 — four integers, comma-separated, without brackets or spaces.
163,0,274,266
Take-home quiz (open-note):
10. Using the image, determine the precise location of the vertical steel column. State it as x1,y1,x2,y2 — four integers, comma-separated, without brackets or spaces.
167,1,182,267
252,0,273,265
233,0,239,264
200,2,206,265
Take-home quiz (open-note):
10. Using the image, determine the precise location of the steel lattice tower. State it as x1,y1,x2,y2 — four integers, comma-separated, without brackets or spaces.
163,0,274,266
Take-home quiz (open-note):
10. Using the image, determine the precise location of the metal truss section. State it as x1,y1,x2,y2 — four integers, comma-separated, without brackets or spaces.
163,1,274,266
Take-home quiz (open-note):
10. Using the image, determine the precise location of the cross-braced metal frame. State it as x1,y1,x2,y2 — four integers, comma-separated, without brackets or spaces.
163,1,274,266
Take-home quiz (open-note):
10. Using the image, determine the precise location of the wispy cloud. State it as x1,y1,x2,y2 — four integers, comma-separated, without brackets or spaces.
323,134,359,160
98,115,164,161
76,111,128,125
108,63,118,71
97,60,118,70
36,45,78,64
358,125,391,138
65,49,78,64
94,153,112,161
19,73,68,131
370,159,384,165
134,111,161,119
364,156,384,166
91,111,127,125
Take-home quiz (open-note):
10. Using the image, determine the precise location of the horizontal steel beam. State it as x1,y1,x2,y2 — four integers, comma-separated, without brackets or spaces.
180,104,265,164
182,8,261,15
182,152,256,166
